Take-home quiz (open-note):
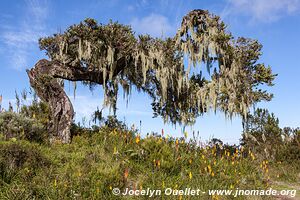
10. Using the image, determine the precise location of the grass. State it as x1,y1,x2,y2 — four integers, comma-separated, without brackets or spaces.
0,127,299,200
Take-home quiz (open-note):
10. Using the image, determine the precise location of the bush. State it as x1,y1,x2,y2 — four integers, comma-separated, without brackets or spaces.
0,112,47,143
242,108,300,166
0,142,50,185
0,124,298,199
19,101,50,127
275,129,300,166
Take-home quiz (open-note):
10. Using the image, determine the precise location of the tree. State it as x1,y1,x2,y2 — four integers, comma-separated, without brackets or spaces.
241,108,300,161
27,10,276,143
241,108,282,159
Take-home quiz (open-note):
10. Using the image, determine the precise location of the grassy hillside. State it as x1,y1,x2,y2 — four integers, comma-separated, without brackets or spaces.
0,124,299,200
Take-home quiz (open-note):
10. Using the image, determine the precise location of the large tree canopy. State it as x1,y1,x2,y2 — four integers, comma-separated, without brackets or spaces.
27,10,276,143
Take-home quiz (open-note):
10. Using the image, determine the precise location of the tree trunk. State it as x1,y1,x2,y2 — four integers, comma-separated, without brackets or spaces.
27,58,127,143
27,59,74,143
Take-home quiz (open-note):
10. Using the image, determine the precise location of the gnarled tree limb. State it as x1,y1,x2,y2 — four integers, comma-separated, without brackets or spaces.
26,57,127,143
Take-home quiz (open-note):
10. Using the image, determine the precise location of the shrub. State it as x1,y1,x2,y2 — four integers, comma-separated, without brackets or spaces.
19,101,50,127
0,142,50,185
0,111,47,143
275,129,300,166
242,108,300,166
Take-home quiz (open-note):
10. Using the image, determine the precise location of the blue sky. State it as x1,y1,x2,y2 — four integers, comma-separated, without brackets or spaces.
0,0,300,144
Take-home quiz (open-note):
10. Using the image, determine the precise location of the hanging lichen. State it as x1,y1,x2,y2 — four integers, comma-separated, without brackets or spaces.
36,10,276,128
73,81,77,99
78,38,82,60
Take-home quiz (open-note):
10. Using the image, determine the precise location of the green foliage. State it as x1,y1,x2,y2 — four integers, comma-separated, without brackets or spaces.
1,126,297,199
36,10,276,126
19,100,51,127
275,128,300,166
140,137,178,172
242,108,300,165
0,111,47,143
70,115,136,139
104,115,128,130
0,141,50,186
242,108,282,149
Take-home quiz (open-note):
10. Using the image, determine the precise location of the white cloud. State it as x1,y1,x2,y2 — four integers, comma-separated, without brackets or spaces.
223,0,300,23
130,13,173,37
0,0,49,70
27,0,48,22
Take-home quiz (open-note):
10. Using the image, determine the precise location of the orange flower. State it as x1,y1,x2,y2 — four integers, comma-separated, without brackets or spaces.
207,165,212,173
157,160,161,168
250,153,255,160
135,134,140,144
124,168,129,179
175,139,179,151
